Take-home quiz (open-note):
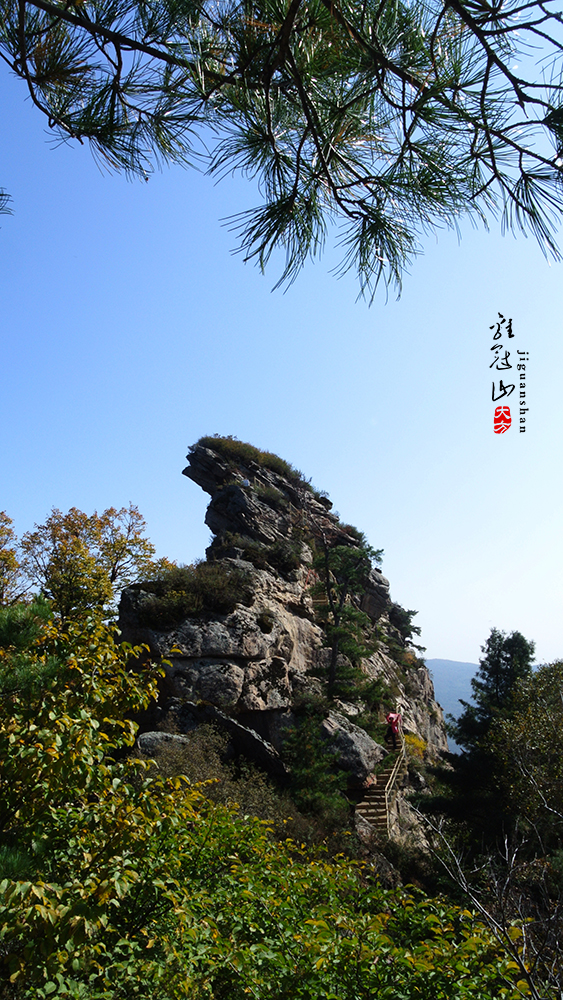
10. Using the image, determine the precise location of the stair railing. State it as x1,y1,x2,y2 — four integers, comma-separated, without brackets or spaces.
384,719,407,838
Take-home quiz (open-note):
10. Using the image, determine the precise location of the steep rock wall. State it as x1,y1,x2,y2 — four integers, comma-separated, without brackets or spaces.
120,439,448,804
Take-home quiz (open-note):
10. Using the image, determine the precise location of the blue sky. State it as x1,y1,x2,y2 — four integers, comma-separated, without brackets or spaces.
2,66,563,667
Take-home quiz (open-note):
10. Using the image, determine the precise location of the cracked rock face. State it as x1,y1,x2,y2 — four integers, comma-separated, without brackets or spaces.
184,442,370,554
119,440,449,784
120,573,326,714
321,712,387,783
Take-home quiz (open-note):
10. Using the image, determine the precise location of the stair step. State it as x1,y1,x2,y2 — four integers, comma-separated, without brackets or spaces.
355,744,407,834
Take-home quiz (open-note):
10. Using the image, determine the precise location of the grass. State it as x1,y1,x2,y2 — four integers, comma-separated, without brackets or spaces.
254,483,289,511
193,435,313,490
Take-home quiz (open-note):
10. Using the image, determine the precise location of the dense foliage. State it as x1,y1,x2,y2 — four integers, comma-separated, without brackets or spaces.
415,630,563,999
209,530,304,577
20,505,163,619
312,537,381,689
0,513,25,606
494,660,563,843
1,507,167,620
425,629,536,841
0,607,537,998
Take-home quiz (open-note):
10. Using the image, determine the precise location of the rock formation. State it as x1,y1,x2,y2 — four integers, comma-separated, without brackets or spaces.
119,437,448,841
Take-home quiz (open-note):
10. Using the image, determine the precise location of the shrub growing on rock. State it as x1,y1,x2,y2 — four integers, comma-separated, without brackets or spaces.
194,435,311,488
254,483,289,511
209,532,303,579
134,561,254,627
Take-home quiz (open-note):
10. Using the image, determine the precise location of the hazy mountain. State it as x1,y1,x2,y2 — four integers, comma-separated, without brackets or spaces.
425,659,478,752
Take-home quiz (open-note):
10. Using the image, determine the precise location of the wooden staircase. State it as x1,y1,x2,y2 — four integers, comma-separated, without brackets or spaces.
355,732,407,837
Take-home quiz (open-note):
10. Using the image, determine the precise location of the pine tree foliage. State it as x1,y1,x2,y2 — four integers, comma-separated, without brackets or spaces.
312,534,381,689
450,627,535,753
3,0,563,293
424,628,536,846
494,659,563,834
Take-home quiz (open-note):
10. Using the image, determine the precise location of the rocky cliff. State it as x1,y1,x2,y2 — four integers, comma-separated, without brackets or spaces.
119,437,448,840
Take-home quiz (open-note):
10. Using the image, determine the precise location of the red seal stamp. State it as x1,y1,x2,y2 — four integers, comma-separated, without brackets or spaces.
494,406,511,433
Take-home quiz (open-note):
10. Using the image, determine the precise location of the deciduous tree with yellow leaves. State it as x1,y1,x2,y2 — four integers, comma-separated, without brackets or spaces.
19,504,161,619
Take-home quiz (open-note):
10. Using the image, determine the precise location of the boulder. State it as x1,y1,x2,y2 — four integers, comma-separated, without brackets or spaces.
321,711,387,784
139,700,288,781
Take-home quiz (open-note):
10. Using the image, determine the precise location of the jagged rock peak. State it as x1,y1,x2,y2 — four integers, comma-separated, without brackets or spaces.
120,436,448,826
183,436,370,554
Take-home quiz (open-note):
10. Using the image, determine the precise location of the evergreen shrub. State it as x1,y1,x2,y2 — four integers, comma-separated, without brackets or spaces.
135,562,254,627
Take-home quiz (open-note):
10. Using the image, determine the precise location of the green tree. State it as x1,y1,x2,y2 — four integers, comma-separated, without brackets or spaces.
20,504,159,620
494,660,563,838
451,628,536,754
312,534,381,691
3,0,563,295
491,662,563,991
0,512,26,606
423,629,535,849
424,662,563,1000
282,709,349,828
0,596,54,696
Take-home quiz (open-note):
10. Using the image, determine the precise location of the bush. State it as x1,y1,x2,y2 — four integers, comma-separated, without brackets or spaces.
210,533,302,579
267,538,303,576
209,532,270,568
256,610,276,633
311,487,332,506
194,435,312,489
142,724,312,843
135,562,254,627
254,483,289,511
405,733,427,761
339,523,367,543
282,713,350,832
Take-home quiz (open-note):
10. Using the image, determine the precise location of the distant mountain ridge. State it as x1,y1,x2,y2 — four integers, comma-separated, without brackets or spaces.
425,659,478,752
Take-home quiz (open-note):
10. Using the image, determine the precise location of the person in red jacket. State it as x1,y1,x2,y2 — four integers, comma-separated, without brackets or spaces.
386,710,402,750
